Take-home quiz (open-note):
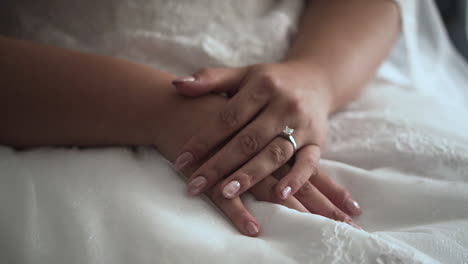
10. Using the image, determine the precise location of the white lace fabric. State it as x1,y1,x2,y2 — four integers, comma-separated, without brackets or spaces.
1,0,468,263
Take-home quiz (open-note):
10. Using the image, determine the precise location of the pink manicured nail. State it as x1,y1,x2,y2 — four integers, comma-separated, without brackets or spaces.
172,76,196,85
187,176,207,196
280,186,292,200
222,181,241,199
246,222,259,236
345,198,362,216
174,152,193,170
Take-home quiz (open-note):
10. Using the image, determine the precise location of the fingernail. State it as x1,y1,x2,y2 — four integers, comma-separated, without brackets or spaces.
246,222,259,236
172,76,196,85
345,198,362,216
187,176,207,196
280,186,292,200
222,180,241,199
174,152,193,170
344,217,362,230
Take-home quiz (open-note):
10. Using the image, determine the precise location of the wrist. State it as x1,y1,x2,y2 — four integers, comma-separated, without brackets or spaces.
107,66,177,147
282,59,335,116
154,92,228,162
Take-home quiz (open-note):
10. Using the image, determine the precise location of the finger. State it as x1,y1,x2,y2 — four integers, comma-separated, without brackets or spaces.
185,109,284,195
310,171,362,216
272,163,292,178
275,144,321,200
292,181,357,227
220,136,295,199
175,83,272,171
172,67,247,97
206,182,261,237
249,176,309,213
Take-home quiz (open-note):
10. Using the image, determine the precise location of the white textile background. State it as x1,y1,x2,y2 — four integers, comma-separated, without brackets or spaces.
1,0,468,263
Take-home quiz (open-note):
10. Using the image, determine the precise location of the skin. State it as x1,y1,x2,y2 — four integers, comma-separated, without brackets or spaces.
0,0,400,236
0,36,356,236
173,0,400,219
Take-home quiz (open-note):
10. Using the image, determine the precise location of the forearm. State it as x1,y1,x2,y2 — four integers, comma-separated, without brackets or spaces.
285,0,400,113
0,36,178,147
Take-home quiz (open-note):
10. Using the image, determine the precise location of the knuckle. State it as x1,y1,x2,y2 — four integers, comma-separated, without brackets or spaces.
285,98,306,116
209,163,224,180
239,132,260,156
249,87,270,102
337,188,352,206
267,143,289,165
236,170,254,187
331,209,348,222
259,72,283,93
296,182,313,197
218,107,238,129
309,160,320,179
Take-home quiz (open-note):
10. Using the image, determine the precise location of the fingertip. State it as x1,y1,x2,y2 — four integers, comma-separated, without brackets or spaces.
280,186,292,200
186,175,208,196
232,212,261,237
172,83,205,97
274,180,288,200
172,75,196,85
174,151,194,170
244,221,261,237
222,180,241,199
172,76,209,97
344,198,363,216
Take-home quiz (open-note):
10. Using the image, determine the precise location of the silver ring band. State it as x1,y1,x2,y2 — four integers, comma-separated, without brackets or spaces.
279,126,297,153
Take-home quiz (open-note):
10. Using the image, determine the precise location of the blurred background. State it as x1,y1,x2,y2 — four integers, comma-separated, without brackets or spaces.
435,0,468,61
0,0,467,61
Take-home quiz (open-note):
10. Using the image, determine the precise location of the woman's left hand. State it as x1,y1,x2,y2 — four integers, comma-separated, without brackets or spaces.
172,62,336,202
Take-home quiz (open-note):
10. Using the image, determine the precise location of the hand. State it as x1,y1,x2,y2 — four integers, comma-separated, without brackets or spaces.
172,63,329,200
156,90,361,237
203,166,362,237
172,63,357,208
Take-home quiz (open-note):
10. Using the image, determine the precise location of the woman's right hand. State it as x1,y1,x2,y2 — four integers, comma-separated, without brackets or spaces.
198,164,361,237
155,88,360,237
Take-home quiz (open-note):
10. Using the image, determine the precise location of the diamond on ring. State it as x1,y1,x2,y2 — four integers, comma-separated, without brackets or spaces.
282,126,294,136
279,126,297,153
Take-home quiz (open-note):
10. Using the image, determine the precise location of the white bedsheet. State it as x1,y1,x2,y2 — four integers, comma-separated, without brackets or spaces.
1,0,468,263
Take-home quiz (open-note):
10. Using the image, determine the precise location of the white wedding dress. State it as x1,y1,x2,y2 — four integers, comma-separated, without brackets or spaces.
1,0,468,263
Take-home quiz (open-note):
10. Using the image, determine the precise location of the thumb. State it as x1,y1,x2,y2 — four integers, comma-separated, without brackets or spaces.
172,67,247,97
